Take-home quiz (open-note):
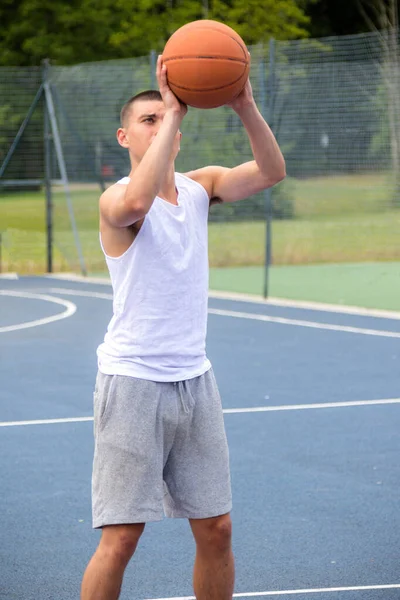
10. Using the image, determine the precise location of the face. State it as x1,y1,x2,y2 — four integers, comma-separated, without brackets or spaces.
117,99,181,163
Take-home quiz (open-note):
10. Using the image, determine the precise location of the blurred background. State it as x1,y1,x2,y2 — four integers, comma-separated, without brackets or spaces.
0,0,399,310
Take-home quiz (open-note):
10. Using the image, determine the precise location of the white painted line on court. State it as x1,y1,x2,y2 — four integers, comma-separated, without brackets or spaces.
209,290,400,321
223,398,400,413
0,291,76,333
208,308,400,338
0,416,93,427
48,288,400,338
50,287,113,300
45,272,400,320
144,582,400,599
1,398,399,428
0,273,19,280
46,273,112,286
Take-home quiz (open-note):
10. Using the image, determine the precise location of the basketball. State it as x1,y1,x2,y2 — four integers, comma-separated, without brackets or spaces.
162,20,250,109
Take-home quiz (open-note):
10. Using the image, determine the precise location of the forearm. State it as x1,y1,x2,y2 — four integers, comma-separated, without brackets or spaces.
124,111,181,213
238,104,286,180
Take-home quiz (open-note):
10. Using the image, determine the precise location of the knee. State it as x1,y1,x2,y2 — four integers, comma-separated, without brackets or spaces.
100,524,145,565
212,515,232,552
193,514,232,554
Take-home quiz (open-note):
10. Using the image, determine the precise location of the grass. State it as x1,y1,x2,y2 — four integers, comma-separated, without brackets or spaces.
208,212,400,266
1,172,399,275
292,172,394,218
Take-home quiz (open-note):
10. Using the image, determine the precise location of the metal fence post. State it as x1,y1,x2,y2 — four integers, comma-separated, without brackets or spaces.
261,38,276,299
44,76,87,276
0,83,44,180
150,50,157,89
42,59,53,274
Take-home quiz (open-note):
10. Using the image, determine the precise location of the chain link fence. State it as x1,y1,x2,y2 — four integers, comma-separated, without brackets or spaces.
1,30,399,306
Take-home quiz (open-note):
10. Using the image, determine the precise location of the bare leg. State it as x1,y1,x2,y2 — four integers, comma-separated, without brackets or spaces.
190,513,234,600
81,523,145,600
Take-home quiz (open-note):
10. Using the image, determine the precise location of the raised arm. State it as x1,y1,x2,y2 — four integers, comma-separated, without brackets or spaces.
100,57,187,228
187,79,286,203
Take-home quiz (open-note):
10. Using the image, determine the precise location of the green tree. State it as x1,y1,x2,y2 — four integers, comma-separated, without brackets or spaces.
0,0,121,65
225,0,311,43
0,0,312,66
111,0,311,53
305,0,369,36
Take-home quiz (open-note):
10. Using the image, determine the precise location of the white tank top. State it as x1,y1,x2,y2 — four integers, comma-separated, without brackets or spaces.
97,172,212,382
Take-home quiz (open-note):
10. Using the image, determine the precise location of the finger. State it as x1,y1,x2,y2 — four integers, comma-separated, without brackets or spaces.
156,64,161,85
160,63,169,88
156,54,162,74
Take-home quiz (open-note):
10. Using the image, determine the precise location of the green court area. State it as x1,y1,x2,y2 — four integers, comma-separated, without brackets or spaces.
1,173,399,311
209,263,400,312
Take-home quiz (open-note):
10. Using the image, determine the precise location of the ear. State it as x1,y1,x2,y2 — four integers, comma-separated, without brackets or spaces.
117,127,129,149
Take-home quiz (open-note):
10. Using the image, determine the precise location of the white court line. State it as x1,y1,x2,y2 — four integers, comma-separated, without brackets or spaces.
208,308,400,338
48,288,400,338
46,273,112,286
223,398,400,413
144,582,400,599
46,273,400,320
209,290,400,320
0,416,93,427
50,287,113,300
1,398,399,428
0,291,76,333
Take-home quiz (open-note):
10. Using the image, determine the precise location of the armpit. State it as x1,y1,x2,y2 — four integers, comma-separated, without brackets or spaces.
210,196,223,207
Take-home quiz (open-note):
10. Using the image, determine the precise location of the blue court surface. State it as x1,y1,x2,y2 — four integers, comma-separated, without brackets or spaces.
1,275,399,600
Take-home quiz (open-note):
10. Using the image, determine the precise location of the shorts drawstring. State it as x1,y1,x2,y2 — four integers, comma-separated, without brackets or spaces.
175,380,189,413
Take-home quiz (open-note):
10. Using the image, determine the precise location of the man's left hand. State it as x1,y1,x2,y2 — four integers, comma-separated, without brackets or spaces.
226,78,255,114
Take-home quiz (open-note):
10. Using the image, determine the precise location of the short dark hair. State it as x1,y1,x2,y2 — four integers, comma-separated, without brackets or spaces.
120,90,163,127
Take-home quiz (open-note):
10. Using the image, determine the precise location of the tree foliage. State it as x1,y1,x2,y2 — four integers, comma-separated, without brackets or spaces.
305,0,368,37
0,0,311,66
0,0,121,65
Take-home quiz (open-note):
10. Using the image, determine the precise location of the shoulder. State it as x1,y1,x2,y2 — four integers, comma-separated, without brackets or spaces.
99,181,127,210
183,166,229,203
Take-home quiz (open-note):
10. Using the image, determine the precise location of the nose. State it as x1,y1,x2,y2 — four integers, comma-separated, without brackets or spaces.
152,124,161,138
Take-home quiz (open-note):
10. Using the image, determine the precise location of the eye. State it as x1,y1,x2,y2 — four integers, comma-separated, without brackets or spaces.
144,117,154,123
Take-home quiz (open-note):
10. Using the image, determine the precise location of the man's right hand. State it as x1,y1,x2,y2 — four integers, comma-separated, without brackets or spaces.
157,55,188,121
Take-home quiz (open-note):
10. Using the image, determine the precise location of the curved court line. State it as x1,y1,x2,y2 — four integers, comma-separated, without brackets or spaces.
145,582,400,599
1,398,399,427
50,288,113,300
0,291,76,333
48,288,400,338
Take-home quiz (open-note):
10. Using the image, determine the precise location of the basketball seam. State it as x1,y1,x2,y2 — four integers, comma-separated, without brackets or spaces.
168,65,247,92
164,55,248,64
164,25,248,62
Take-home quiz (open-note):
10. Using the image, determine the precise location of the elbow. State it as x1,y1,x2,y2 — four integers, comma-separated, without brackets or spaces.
277,167,287,184
125,197,150,221
133,203,149,220
276,156,287,182
271,160,286,186
259,157,286,188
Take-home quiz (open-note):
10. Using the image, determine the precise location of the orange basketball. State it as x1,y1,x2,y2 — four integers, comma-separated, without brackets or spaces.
162,20,250,109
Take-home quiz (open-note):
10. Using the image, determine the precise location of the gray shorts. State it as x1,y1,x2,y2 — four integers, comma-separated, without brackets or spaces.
92,367,232,527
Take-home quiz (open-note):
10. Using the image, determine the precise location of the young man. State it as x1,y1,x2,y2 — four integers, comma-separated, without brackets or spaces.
81,56,285,600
